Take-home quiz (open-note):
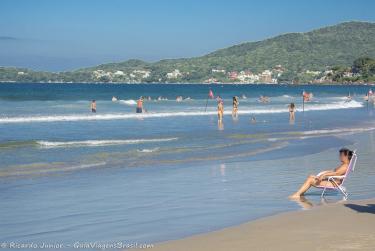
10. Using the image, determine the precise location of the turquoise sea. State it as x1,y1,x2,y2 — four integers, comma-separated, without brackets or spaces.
1,83,375,249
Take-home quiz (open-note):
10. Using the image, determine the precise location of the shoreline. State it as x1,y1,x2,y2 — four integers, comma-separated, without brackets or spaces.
148,198,375,251
1,81,375,85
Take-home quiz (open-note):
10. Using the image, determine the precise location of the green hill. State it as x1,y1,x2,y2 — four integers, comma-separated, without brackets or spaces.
1,21,375,83
204,21,375,72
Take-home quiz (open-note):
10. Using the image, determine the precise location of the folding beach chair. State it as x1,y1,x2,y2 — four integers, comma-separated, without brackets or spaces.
317,151,357,199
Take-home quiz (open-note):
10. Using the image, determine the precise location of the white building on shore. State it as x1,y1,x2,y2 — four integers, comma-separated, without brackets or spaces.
114,70,125,76
133,70,151,79
166,69,182,79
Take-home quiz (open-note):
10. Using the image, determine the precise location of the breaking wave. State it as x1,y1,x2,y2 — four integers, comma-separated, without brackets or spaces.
119,99,137,106
301,100,363,111
137,147,160,153
0,100,363,123
37,138,178,148
301,126,375,136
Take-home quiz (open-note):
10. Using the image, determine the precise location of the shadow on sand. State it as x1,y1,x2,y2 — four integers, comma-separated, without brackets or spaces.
345,204,375,214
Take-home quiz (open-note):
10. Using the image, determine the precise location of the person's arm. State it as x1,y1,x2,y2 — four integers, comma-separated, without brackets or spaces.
318,164,347,180
316,170,330,177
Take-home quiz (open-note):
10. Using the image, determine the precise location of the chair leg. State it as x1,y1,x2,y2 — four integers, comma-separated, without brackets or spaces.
321,187,327,198
328,179,348,199
337,185,348,199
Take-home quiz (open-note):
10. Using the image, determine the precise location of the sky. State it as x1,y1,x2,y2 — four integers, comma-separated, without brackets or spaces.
1,0,375,71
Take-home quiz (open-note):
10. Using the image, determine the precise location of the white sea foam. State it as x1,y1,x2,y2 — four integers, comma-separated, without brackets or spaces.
137,147,160,153
37,138,178,148
301,100,363,111
0,162,108,177
119,99,137,105
267,138,279,142
42,161,106,173
0,100,363,123
282,95,292,98
241,100,363,114
301,126,375,136
53,162,107,172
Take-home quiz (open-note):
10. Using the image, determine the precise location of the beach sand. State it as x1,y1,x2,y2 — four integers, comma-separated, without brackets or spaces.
149,199,375,251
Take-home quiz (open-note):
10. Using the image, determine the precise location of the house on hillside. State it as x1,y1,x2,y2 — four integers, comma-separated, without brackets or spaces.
228,71,238,80
133,70,151,79
237,71,259,83
114,70,125,76
166,69,182,79
259,70,272,83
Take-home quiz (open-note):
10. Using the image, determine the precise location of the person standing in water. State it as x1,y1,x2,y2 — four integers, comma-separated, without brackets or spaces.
136,97,143,113
288,102,296,121
217,96,224,123
91,100,96,113
232,96,239,118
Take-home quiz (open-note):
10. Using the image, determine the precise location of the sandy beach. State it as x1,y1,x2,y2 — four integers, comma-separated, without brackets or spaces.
150,199,375,251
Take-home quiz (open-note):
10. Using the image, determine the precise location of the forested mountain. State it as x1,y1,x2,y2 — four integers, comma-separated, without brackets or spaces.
1,21,374,83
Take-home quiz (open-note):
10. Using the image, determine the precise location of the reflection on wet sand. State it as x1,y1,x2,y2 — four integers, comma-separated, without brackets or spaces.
289,196,347,210
218,120,224,130
220,163,227,182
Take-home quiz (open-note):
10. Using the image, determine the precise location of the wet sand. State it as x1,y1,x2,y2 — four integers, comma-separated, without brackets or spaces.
149,199,375,251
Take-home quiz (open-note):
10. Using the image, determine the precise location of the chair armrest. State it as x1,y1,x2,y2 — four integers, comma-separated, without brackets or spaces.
327,175,345,180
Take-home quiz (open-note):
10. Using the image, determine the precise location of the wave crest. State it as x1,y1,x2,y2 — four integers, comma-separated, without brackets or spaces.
0,100,363,123
37,138,178,148
119,99,137,106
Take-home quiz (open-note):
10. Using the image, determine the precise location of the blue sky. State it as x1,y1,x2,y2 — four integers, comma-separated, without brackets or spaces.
1,0,375,71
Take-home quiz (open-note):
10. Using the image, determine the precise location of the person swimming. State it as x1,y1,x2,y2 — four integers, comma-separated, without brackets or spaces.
157,96,168,101
290,148,353,198
176,96,183,102
136,97,143,113
91,100,96,113
288,102,296,121
259,95,269,103
250,116,256,123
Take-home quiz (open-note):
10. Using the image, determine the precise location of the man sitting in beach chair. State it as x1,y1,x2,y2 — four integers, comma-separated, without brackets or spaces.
290,148,354,198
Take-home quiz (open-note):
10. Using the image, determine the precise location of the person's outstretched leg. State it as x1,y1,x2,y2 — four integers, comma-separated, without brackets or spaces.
290,175,317,198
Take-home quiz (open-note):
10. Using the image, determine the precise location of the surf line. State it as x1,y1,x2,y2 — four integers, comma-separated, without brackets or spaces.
0,100,363,123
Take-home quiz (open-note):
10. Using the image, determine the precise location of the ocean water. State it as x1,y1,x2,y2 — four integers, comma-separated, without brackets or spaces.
1,83,375,248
